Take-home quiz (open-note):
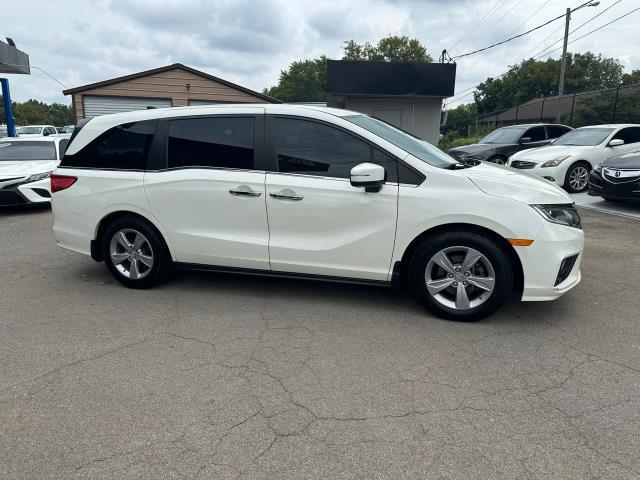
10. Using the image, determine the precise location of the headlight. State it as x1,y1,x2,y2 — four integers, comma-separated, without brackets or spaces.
541,155,571,168
26,172,52,182
532,204,582,229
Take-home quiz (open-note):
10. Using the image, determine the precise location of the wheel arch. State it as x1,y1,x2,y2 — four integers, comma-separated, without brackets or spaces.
396,223,524,295
93,210,175,262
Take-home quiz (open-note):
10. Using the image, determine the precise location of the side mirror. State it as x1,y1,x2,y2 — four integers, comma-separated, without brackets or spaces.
519,137,532,144
350,163,385,193
608,139,624,147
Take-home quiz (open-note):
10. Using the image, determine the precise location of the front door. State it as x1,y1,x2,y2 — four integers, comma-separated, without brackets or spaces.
144,113,270,269
264,117,398,281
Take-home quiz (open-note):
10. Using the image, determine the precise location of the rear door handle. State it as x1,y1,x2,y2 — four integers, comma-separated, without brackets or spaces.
229,186,262,197
269,190,303,201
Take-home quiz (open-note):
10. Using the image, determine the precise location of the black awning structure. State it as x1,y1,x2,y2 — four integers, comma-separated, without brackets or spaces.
326,60,456,98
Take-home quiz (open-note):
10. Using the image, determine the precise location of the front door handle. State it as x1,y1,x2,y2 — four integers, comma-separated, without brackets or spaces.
269,189,303,201
229,186,262,197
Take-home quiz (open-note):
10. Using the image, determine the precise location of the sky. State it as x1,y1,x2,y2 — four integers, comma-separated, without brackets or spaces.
2,0,639,108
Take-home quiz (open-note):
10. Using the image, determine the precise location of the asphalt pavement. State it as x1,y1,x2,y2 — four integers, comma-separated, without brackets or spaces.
1,206,639,479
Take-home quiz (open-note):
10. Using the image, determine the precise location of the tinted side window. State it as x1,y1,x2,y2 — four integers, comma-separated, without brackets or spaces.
547,126,570,139
61,120,157,170
168,117,255,169
525,126,546,142
58,139,69,159
275,118,395,180
613,127,640,144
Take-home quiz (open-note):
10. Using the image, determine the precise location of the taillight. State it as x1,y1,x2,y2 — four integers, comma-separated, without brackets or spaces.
50,174,77,193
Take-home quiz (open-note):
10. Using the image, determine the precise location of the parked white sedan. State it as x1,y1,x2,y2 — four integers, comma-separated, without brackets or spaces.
0,136,69,206
507,124,640,192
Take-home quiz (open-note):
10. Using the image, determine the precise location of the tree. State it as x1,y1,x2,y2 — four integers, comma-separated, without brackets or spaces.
263,56,328,103
0,98,74,126
474,52,624,114
343,36,433,62
622,69,640,86
263,36,432,102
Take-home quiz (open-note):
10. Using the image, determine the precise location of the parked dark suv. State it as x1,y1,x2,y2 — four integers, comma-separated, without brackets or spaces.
447,123,573,165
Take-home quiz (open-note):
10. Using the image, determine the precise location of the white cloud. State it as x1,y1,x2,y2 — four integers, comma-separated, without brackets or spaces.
2,0,638,106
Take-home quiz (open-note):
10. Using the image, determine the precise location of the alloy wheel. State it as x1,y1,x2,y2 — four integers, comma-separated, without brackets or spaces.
108,228,154,280
569,166,589,191
424,246,495,310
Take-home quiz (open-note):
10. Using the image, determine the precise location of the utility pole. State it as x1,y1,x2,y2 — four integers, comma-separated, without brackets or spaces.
556,8,571,122
556,1,600,122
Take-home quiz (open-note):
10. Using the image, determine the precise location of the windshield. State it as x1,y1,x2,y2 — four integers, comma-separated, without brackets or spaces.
480,127,527,144
17,126,43,134
343,115,456,168
552,128,614,146
0,141,57,161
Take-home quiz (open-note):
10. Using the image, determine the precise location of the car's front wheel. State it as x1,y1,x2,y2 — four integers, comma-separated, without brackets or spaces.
102,216,170,289
409,232,513,321
564,162,591,193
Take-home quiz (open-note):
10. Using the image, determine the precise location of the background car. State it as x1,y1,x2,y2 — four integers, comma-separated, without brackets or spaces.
16,125,58,137
0,136,69,206
589,149,640,202
447,123,572,165
507,124,640,193
56,125,75,134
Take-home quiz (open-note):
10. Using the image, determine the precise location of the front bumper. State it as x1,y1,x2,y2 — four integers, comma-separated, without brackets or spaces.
507,159,566,186
516,221,584,301
0,178,51,206
588,169,640,202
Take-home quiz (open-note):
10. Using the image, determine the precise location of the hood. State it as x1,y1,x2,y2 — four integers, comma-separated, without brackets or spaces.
16,133,44,137
511,144,592,163
603,150,640,169
0,160,58,178
449,143,500,154
462,162,573,204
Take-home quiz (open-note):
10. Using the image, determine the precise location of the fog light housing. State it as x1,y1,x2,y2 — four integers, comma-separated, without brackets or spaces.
555,253,579,286
543,176,556,182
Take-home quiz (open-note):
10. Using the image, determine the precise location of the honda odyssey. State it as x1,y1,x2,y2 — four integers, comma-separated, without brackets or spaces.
51,105,584,321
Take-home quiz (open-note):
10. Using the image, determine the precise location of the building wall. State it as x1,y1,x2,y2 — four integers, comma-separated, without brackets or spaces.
328,97,443,144
72,68,266,120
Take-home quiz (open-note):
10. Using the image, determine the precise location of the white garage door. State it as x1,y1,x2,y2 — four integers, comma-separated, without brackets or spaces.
83,96,171,118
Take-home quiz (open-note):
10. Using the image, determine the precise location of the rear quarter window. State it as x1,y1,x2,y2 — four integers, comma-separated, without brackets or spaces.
61,120,157,170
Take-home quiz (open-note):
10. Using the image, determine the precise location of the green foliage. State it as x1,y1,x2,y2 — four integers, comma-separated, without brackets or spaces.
622,69,640,86
572,90,640,127
343,36,433,62
474,52,624,114
263,56,329,103
0,98,74,126
439,132,483,151
263,36,432,102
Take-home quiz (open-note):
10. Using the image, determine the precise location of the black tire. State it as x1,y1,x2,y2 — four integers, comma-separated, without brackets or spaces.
102,215,171,289
564,161,591,193
409,232,513,321
488,155,507,165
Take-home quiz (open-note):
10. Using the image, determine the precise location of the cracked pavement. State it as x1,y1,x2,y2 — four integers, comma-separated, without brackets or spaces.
1,207,639,479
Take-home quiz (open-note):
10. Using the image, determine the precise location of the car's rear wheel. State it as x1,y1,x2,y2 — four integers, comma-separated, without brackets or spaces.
409,232,513,321
102,216,170,289
564,162,590,193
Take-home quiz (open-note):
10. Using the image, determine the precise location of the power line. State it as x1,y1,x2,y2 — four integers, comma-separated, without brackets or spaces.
449,0,511,51
451,0,595,60
1,64,69,89
531,0,623,59
448,4,639,107
534,6,640,59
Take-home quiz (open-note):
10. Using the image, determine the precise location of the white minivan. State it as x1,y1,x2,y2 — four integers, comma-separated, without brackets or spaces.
51,105,584,321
